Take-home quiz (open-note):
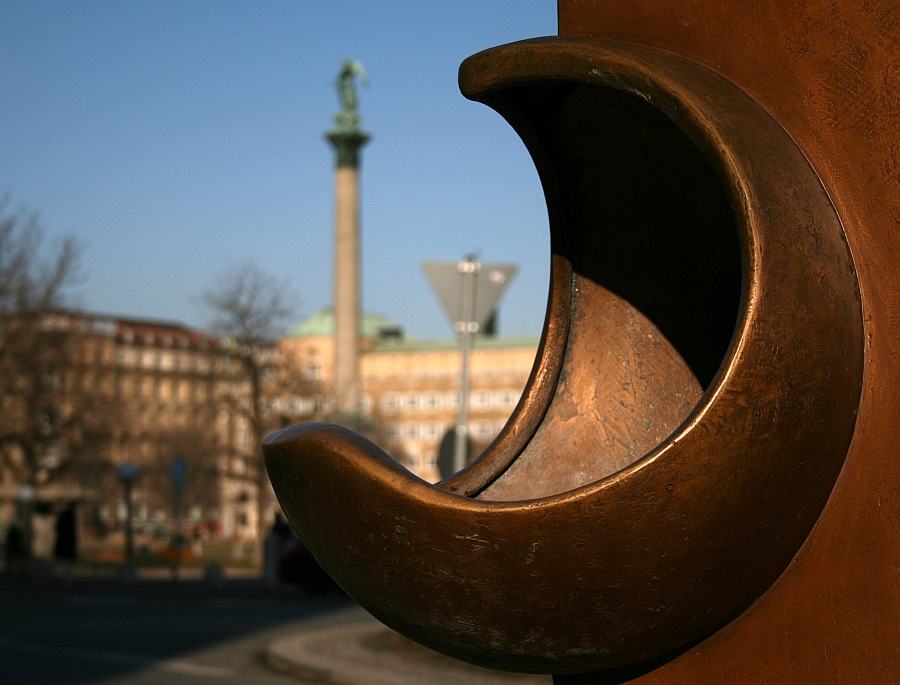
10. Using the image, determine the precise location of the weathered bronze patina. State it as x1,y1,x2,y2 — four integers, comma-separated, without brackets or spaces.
265,24,871,678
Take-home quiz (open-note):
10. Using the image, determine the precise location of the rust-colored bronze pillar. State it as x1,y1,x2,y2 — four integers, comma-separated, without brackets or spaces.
551,0,900,682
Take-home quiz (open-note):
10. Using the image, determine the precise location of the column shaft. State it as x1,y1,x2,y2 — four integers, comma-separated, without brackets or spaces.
333,163,361,416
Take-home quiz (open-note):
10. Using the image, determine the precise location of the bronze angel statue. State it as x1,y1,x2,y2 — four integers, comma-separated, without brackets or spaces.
333,59,367,131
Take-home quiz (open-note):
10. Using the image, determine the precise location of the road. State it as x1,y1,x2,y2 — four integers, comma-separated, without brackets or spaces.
0,572,359,685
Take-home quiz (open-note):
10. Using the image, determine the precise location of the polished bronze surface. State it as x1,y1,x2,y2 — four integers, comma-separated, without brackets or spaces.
550,1,900,682
265,33,863,675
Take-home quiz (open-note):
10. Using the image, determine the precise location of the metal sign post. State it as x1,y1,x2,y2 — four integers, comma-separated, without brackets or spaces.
423,257,517,473
453,257,479,472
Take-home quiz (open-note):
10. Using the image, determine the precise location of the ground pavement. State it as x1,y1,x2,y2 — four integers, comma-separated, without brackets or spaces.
1,564,549,685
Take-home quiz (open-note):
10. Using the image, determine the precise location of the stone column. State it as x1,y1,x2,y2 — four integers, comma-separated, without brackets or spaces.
326,129,370,417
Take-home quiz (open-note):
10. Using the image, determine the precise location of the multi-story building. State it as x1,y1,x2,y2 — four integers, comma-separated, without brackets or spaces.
91,314,264,542
0,311,292,557
282,308,539,481
2,306,537,560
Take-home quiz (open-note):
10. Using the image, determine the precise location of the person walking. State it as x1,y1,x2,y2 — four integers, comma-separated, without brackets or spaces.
53,502,77,582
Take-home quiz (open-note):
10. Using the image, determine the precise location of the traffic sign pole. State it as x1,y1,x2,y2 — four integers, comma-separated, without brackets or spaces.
454,257,479,471
423,256,517,474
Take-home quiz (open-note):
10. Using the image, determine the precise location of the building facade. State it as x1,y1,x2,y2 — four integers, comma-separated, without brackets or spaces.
282,309,539,481
0,311,298,560
2,307,537,561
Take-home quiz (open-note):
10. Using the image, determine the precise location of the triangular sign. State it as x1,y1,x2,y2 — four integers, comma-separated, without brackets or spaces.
422,260,518,332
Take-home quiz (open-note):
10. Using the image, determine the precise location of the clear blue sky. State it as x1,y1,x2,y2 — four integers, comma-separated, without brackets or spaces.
1,1,557,339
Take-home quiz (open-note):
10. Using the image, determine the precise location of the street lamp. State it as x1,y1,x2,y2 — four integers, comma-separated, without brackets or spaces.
117,461,139,567
170,457,187,580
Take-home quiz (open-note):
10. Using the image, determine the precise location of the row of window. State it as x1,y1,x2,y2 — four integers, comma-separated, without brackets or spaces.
363,369,529,385
115,348,232,374
265,395,323,417
384,419,507,442
115,374,217,403
118,327,212,351
379,389,521,414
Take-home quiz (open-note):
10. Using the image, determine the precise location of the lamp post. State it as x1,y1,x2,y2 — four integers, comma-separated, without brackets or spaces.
170,457,187,580
117,461,139,568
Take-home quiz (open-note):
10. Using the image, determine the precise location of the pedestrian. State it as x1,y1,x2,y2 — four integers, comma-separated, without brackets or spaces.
4,523,25,574
53,502,78,582
264,513,293,587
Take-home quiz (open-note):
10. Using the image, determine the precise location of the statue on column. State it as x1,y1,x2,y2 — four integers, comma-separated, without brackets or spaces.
333,59,367,132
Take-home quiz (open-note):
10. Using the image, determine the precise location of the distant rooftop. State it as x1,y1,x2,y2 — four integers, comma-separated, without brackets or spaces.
287,308,539,351
288,308,403,340
367,333,540,354
33,309,221,351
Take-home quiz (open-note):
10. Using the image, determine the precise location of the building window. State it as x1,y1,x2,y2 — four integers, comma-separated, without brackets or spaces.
473,420,495,439
305,360,322,381
381,393,400,413
472,390,493,411
424,422,443,440
422,393,442,411
237,427,250,451
497,389,520,408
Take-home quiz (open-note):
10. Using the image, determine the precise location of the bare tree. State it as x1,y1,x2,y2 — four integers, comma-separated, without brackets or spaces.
0,197,83,321
129,425,222,538
0,196,88,490
199,259,313,553
201,261,296,345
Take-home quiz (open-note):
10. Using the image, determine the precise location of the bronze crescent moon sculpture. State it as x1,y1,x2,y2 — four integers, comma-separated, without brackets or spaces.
265,37,863,676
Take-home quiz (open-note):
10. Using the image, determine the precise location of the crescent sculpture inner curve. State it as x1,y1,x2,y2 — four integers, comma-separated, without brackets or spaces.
264,37,863,676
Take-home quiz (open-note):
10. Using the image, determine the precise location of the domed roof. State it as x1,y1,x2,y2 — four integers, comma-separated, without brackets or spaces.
288,308,403,340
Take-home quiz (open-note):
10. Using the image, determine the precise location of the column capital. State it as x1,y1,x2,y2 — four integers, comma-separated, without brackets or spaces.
325,129,371,168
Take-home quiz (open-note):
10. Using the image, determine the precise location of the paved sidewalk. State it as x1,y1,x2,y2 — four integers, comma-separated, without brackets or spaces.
267,610,551,685
2,566,551,684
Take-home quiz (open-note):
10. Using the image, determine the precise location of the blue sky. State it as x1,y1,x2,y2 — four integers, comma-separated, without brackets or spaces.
1,1,557,339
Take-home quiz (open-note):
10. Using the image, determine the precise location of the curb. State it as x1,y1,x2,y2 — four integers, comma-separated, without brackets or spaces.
266,619,549,685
